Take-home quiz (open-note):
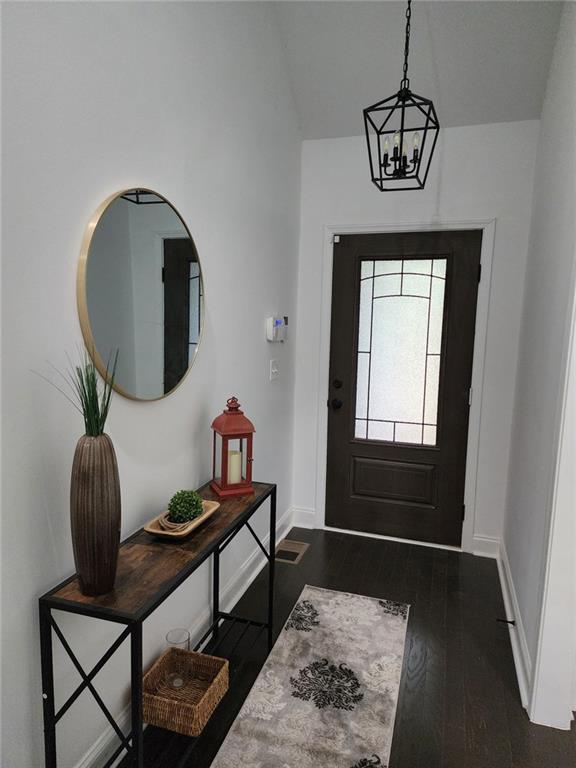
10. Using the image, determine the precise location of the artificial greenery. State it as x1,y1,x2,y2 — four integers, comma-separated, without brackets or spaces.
167,490,204,524
38,349,118,437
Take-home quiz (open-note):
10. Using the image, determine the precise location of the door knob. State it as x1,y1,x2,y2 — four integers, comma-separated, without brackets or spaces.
330,398,344,410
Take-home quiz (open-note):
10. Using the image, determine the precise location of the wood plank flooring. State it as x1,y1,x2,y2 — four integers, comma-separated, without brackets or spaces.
125,528,576,768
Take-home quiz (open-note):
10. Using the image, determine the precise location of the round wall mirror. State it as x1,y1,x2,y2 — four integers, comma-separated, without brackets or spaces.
78,188,203,400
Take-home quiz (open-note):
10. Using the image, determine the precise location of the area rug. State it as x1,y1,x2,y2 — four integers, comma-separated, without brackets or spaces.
211,585,409,768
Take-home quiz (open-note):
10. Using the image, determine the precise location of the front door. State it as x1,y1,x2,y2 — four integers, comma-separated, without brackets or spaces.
325,231,481,546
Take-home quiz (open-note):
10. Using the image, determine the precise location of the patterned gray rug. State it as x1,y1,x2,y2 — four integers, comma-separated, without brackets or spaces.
211,585,409,768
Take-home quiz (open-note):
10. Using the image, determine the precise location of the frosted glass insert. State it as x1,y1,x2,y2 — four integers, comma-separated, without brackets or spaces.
375,259,402,276
428,278,445,355
358,278,373,352
370,296,428,424
405,259,432,275
395,423,423,443
368,421,394,441
402,273,430,298
361,260,375,279
356,353,369,418
433,260,446,278
424,355,440,425
374,274,401,297
354,256,447,446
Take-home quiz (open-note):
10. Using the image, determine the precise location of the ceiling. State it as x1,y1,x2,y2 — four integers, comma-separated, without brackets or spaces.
274,1,563,139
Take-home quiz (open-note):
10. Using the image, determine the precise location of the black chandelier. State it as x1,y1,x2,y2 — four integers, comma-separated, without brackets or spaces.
363,0,439,191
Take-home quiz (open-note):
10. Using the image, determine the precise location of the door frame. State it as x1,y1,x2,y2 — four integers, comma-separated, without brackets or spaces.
312,218,497,555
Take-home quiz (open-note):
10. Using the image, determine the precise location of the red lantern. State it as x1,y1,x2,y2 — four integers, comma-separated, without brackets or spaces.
210,397,255,497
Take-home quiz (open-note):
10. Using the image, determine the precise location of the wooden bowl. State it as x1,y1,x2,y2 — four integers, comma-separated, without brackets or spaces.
144,500,220,540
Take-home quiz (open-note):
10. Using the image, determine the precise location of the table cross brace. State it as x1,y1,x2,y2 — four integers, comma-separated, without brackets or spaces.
50,617,133,756
245,521,271,561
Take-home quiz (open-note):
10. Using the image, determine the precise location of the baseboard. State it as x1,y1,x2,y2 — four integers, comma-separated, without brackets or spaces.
73,505,293,768
74,708,132,768
497,543,532,708
290,506,316,529
471,534,500,559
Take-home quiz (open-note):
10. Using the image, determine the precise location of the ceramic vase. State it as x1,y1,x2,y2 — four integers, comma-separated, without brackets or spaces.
70,433,121,596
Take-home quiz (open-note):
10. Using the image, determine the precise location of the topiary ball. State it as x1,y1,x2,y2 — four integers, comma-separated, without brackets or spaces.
167,490,204,524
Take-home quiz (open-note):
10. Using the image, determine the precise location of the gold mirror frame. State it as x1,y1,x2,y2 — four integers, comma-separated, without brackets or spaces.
77,188,205,401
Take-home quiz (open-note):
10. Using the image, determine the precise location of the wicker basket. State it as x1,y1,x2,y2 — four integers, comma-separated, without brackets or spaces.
143,647,229,737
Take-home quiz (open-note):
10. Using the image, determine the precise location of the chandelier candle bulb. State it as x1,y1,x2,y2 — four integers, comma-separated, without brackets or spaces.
383,136,390,161
413,132,420,161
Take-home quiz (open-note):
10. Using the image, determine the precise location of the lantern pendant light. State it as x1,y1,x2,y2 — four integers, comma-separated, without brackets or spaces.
363,0,440,191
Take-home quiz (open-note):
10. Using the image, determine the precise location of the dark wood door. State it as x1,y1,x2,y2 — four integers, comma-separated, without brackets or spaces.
163,238,194,393
326,231,481,546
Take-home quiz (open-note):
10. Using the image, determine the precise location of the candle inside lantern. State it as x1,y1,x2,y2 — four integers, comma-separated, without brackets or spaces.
228,450,242,484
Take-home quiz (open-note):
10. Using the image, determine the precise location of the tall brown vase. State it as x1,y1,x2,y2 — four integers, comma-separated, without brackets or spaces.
70,433,121,596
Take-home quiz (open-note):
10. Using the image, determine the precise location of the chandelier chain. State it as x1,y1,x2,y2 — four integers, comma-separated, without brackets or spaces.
402,0,412,88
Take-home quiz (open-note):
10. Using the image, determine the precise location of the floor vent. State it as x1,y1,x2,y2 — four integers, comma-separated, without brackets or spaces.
275,539,309,565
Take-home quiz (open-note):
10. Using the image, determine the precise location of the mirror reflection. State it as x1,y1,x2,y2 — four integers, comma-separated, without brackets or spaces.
80,189,203,400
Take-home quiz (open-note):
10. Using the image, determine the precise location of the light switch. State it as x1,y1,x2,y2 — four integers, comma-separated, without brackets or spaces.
269,359,279,381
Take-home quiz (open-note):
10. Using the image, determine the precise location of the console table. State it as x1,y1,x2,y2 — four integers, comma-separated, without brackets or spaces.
38,482,276,768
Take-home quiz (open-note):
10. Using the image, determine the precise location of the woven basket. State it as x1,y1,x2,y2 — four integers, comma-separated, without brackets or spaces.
143,647,229,737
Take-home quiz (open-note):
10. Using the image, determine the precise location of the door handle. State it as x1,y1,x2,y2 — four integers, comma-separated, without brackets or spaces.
330,398,344,410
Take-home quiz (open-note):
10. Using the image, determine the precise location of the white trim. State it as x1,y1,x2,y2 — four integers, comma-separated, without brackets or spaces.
290,506,316,529
497,543,532,708
73,506,293,768
313,219,497,553
472,534,500,559
74,709,131,768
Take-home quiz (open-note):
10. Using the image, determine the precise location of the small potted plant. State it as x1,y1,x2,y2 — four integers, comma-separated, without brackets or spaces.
164,490,204,528
145,489,219,539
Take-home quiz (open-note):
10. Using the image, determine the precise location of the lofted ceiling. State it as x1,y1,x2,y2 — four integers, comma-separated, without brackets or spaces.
274,1,563,139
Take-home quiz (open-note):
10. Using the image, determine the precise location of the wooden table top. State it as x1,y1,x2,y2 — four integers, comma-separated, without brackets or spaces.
40,482,275,623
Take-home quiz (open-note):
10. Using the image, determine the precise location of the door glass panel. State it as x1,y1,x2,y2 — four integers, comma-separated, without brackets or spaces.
354,257,447,445
355,353,369,418
374,274,401,297
367,420,394,441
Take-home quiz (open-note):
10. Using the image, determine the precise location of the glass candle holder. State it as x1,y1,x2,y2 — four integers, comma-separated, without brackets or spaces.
164,628,190,690
165,627,190,651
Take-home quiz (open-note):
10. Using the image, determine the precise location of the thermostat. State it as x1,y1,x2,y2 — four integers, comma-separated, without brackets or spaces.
266,316,288,342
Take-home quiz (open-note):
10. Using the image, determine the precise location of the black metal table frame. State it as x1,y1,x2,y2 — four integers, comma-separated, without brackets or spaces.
38,485,276,768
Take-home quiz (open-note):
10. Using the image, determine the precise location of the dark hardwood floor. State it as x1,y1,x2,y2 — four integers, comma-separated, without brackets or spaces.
128,527,576,768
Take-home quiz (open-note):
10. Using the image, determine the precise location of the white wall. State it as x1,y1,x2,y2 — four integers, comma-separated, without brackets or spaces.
504,3,576,729
1,3,300,766
530,286,576,726
292,120,538,551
